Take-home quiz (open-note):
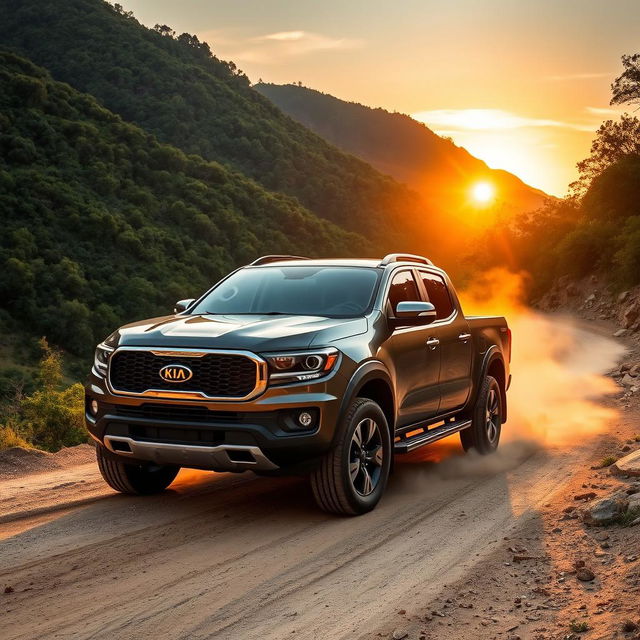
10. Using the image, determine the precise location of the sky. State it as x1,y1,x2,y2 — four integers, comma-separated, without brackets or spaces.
121,0,640,196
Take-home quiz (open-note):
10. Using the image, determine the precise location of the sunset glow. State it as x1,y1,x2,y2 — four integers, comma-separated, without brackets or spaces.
120,0,637,195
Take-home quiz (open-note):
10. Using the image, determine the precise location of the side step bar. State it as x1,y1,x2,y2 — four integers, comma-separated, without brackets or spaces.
394,418,472,454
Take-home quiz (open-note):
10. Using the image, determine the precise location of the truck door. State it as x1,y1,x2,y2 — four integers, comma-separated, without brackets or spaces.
382,270,441,426
417,270,473,414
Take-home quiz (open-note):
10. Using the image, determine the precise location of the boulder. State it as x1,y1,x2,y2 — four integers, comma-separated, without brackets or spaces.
629,364,640,377
613,329,628,338
621,374,637,387
623,303,640,329
582,494,629,525
618,291,629,304
628,493,640,511
610,449,640,477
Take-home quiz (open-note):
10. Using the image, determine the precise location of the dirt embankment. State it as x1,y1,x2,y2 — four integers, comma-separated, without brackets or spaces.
0,443,95,479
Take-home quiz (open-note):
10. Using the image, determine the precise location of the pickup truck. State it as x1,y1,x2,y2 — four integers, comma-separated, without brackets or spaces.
85,254,511,515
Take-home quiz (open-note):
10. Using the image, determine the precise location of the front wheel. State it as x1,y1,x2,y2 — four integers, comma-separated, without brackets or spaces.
311,398,391,516
96,444,180,494
460,375,502,454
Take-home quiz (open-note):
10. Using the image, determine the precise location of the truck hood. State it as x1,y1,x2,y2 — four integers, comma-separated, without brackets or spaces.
115,313,368,352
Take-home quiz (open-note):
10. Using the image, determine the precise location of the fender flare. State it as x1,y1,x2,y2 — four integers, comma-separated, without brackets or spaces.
474,346,508,421
334,360,395,443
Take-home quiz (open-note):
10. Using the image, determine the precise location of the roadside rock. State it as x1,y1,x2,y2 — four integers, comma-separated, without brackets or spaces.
614,329,628,338
610,449,640,477
623,303,640,328
621,374,637,387
628,493,640,511
392,630,408,640
576,567,595,581
618,291,630,303
582,494,629,525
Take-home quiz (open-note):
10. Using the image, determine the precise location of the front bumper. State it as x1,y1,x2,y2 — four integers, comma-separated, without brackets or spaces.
85,367,346,473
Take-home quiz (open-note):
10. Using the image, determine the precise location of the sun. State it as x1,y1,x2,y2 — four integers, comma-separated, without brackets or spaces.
470,181,496,205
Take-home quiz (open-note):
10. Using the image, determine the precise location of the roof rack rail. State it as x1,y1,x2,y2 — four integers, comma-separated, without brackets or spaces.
378,253,433,267
249,255,310,266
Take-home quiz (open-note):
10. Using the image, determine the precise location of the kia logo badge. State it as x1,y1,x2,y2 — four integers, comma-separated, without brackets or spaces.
159,364,193,383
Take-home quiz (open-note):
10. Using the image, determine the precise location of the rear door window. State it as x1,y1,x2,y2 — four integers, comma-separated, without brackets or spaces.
419,272,454,319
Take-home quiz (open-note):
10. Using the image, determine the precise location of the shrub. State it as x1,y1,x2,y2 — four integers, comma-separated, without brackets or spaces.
1,339,86,452
0,424,31,450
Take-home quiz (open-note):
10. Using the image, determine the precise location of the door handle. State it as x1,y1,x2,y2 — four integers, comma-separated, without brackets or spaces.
458,333,471,342
426,337,440,349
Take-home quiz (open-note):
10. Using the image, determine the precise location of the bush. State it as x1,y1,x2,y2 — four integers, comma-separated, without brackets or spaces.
0,339,86,452
0,424,31,450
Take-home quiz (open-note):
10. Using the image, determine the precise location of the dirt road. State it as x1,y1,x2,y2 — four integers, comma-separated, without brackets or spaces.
0,317,631,640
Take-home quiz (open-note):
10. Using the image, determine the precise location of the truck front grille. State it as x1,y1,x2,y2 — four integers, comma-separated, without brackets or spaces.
108,349,261,399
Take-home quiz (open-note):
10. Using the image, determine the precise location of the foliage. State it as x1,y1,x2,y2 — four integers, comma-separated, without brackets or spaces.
0,50,365,357
0,425,31,450
569,620,590,633
611,53,640,107
571,115,640,196
0,0,430,250
1,339,85,452
617,507,640,527
596,455,618,469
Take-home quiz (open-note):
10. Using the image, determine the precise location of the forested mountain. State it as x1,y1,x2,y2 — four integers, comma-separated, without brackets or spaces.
255,83,548,218
0,51,365,357
0,0,436,252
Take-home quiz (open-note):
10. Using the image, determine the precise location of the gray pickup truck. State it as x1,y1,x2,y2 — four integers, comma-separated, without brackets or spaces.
86,254,511,515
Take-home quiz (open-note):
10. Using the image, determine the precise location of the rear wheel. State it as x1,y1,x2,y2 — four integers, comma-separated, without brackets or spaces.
311,398,391,515
460,375,502,454
96,444,180,494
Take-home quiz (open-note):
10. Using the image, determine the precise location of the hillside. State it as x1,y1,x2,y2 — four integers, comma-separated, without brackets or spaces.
255,83,548,218
0,50,365,359
0,0,437,253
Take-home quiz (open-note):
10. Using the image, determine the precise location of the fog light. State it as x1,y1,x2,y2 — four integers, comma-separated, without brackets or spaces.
298,411,313,427
90,399,99,416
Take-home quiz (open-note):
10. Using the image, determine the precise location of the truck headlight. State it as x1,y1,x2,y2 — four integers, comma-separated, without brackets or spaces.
93,343,114,378
264,348,339,385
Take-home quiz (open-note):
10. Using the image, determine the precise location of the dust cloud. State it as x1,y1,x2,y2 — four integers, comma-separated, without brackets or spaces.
395,270,624,488
460,269,625,447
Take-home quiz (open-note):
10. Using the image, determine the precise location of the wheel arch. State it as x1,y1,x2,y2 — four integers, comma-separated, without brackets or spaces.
337,361,395,441
483,349,507,422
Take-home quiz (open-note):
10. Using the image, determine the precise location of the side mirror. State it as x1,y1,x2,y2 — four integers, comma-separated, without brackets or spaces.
394,301,437,325
174,298,196,313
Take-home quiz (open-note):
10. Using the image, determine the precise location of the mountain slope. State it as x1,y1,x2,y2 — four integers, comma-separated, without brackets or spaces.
0,50,365,357
255,83,548,216
0,0,435,253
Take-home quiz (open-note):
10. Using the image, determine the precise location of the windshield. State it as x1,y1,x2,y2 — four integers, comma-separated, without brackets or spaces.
189,266,380,317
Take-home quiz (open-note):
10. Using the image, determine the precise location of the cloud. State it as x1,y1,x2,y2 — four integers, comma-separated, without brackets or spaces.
262,31,306,42
226,30,362,64
545,72,613,81
411,108,595,132
585,106,624,117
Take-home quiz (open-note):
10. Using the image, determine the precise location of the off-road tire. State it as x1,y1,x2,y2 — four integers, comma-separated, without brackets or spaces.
310,398,391,516
460,375,502,454
96,444,180,495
